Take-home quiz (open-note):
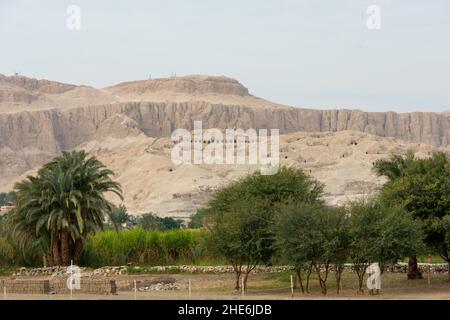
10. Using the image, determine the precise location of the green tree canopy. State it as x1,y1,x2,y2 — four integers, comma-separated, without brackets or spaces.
203,166,323,224
207,199,272,290
347,199,423,292
274,202,349,295
8,150,122,266
378,152,450,277
203,166,323,290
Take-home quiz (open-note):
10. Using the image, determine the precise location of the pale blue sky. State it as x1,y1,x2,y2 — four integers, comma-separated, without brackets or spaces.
0,0,449,112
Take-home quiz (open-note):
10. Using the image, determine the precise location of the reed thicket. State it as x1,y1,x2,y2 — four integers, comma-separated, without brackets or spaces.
81,228,210,267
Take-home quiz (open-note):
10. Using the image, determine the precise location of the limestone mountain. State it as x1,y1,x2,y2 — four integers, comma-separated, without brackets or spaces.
0,73,448,216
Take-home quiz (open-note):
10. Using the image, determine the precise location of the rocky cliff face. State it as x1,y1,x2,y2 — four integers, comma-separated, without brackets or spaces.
0,74,449,204
1,101,449,154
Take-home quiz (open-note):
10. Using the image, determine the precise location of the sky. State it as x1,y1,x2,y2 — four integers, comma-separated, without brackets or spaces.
0,0,449,112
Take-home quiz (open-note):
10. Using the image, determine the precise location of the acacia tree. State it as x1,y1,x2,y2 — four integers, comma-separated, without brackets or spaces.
207,200,272,290
347,200,423,293
274,203,349,295
328,210,350,295
204,166,323,290
273,203,310,294
208,166,324,214
378,152,450,280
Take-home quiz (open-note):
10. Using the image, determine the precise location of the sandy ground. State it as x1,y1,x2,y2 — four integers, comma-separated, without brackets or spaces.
2,273,449,300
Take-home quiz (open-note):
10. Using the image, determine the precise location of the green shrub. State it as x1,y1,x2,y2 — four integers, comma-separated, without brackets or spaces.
0,235,15,266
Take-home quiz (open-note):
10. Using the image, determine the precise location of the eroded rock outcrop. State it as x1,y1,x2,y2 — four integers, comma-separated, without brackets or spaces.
1,101,449,154
0,74,449,215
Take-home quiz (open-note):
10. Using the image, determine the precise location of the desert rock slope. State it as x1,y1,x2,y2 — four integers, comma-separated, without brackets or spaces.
0,73,447,217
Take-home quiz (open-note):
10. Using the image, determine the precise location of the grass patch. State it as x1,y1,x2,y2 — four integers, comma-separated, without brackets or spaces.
260,270,450,294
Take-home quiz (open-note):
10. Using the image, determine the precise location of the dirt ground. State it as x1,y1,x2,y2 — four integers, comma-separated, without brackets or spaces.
1,272,449,300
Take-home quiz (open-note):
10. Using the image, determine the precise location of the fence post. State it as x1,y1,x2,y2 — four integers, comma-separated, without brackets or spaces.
134,280,137,300
188,279,192,299
70,260,73,300
290,274,294,298
3,285,6,300
241,277,245,298
427,254,432,286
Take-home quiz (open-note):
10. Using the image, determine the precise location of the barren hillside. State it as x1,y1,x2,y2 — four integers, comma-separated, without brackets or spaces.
0,73,447,217
1,116,437,218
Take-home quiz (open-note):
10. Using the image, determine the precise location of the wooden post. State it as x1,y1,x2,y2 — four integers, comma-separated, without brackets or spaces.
70,260,73,300
290,274,294,298
3,286,6,300
427,254,432,286
134,280,137,300
188,279,192,299
241,277,245,298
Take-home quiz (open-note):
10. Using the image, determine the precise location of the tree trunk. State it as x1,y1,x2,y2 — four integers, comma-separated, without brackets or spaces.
357,273,364,294
315,264,329,295
295,268,305,294
234,270,241,291
44,253,54,267
243,271,250,292
407,256,423,279
318,278,327,295
305,262,313,293
51,238,61,266
73,238,84,265
335,266,343,295
60,228,71,266
355,266,366,294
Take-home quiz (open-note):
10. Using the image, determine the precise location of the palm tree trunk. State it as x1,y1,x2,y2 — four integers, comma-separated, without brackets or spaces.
60,228,71,266
44,253,54,267
73,238,84,265
51,237,62,266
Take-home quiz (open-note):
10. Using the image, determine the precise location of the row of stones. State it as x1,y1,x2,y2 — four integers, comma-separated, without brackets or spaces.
14,263,449,277
138,283,186,291
13,266,125,277
133,263,449,274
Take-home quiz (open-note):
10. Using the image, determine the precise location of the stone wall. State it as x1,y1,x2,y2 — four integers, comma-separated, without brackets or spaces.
132,263,449,274
15,263,450,277
0,279,50,294
0,277,116,295
13,266,86,277
50,278,117,295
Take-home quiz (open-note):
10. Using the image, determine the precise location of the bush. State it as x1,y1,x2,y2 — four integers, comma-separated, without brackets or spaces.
0,234,15,266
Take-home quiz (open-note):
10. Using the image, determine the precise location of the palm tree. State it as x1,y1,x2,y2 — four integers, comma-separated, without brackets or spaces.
373,150,423,279
373,149,415,180
9,150,122,266
9,177,55,266
109,204,133,230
